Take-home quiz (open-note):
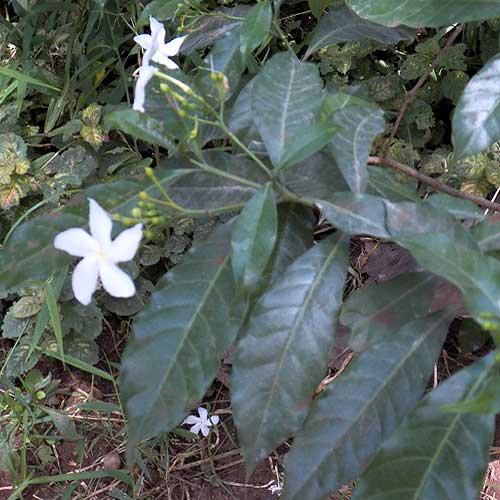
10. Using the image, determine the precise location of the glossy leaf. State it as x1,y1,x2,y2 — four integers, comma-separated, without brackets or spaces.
366,167,420,202
180,6,249,53
424,193,484,220
305,6,414,58
277,121,340,171
329,100,386,192
200,27,245,98
284,150,350,198
232,233,349,473
251,52,324,167
352,352,498,500
348,0,500,27
168,152,268,211
120,223,239,447
318,193,455,239
283,310,453,500
471,214,500,252
106,109,174,149
308,0,332,19
240,1,272,56
255,203,315,295
400,228,500,324
453,54,500,158
231,183,278,293
340,272,439,351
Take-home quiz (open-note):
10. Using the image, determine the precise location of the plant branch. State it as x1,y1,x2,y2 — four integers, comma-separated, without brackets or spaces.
383,24,464,155
368,156,500,213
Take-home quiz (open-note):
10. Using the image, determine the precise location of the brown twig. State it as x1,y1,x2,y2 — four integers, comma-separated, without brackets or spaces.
368,156,500,213
383,24,464,155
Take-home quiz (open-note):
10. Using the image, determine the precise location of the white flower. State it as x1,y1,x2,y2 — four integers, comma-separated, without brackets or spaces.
183,407,220,437
268,483,282,495
132,63,158,113
54,199,143,306
132,17,186,113
134,17,187,70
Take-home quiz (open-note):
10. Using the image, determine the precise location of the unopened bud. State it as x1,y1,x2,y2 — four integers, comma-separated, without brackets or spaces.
131,208,142,218
139,191,150,200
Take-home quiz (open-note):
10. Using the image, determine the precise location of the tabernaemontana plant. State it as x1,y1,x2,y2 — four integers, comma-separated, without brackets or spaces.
4,1,500,498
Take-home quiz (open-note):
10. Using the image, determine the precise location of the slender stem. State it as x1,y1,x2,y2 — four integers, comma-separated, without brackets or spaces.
219,122,273,177
368,156,500,212
190,158,262,189
383,24,464,155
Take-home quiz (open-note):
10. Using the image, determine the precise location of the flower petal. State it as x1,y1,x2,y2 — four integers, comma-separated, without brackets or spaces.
133,64,157,113
210,415,220,425
109,224,143,263
189,423,201,435
54,228,98,257
98,261,136,298
200,424,210,437
149,16,166,43
197,407,208,420
152,51,179,70
184,415,200,425
88,198,113,249
162,35,187,56
72,256,99,305
134,34,152,51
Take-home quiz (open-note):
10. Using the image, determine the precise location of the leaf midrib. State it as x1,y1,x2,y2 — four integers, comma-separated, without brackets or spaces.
254,237,347,457
136,252,231,436
290,310,452,499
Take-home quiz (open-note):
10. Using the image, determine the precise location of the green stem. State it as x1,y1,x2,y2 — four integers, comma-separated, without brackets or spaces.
190,158,262,189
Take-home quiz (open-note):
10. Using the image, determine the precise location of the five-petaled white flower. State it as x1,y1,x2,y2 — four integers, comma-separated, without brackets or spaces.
132,16,187,113
54,199,143,306
183,407,220,437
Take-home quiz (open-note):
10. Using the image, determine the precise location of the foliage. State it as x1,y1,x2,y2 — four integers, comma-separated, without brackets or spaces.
3,0,500,498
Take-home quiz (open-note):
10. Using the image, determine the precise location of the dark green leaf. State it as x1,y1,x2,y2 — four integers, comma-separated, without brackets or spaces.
453,55,500,158
61,301,103,339
277,122,340,171
424,193,484,219
199,27,245,98
329,99,386,192
366,167,420,202
1,307,33,339
240,1,272,56
348,0,500,27
232,233,349,473
120,223,239,447
305,6,414,58
284,150,350,198
308,0,332,20
340,272,440,351
471,215,500,253
351,352,497,500
283,310,453,500
180,6,249,54
318,194,455,239
168,152,267,211
228,78,255,135
232,183,278,293
400,228,500,324
251,52,324,167
253,203,315,296
105,109,174,149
